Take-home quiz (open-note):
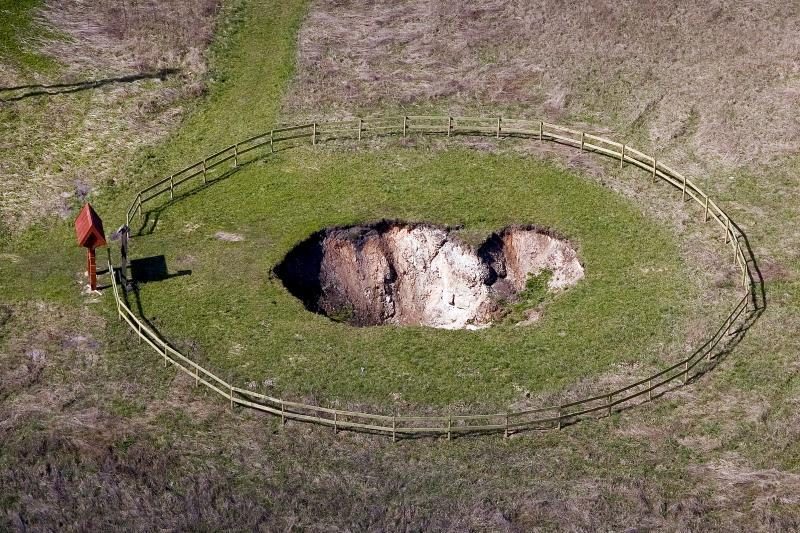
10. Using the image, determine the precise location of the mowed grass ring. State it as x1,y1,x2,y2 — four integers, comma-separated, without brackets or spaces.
112,117,755,437
129,148,690,404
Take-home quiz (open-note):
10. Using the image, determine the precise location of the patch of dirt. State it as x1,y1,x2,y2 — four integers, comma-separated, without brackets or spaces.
214,231,245,242
480,225,585,292
690,457,800,508
275,221,583,329
678,435,723,453
759,259,794,283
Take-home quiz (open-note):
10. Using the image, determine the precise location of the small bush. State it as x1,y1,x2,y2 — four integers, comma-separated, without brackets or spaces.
518,269,553,307
501,269,553,325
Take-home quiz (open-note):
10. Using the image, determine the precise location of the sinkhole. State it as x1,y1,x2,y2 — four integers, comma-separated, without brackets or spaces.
275,221,584,329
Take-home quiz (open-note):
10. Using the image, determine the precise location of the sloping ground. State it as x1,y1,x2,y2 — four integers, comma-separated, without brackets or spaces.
272,2,800,529
282,0,800,270
0,0,218,231
116,144,690,406
284,0,800,168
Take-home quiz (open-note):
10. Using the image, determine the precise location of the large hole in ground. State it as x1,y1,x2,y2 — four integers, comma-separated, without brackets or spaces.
275,221,584,329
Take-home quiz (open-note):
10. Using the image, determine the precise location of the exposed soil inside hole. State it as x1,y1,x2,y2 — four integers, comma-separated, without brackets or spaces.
275,221,584,329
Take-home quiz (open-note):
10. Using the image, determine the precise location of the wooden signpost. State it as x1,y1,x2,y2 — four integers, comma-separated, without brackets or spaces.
74,203,106,291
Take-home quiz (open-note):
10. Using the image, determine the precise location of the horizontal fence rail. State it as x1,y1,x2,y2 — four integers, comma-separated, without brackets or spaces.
112,115,756,440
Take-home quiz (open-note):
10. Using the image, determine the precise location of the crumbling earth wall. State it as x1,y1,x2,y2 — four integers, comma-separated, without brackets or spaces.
276,221,583,329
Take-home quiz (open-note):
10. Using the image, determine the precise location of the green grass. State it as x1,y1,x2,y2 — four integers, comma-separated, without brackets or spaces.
123,0,309,186
501,269,554,324
0,0,59,73
117,144,698,408
0,135,704,410
0,0,309,300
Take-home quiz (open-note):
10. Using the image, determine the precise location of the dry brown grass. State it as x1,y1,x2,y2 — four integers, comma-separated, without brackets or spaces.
273,4,800,528
0,295,798,530
40,0,219,79
0,0,220,231
284,0,800,169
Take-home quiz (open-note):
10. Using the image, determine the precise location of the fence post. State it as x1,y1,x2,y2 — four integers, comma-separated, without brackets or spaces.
648,379,652,401
504,412,509,439
115,295,122,320
312,122,317,145
539,121,543,141
202,160,207,185
169,175,174,200
733,235,739,265
704,196,709,222
195,365,199,387
607,394,612,417
229,376,234,410
448,116,452,137
281,400,285,426
557,406,563,430
333,410,338,434
620,144,625,168
357,118,362,141
137,320,141,343
137,194,143,220
652,158,657,182
270,129,274,153
496,116,501,138
392,414,397,443
403,116,407,137
683,361,689,384
109,264,121,318
234,144,239,167
163,342,167,367
725,217,730,243
447,415,452,441
580,131,585,151
681,175,687,201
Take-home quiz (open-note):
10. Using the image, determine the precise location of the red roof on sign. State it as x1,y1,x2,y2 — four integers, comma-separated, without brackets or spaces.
74,203,106,249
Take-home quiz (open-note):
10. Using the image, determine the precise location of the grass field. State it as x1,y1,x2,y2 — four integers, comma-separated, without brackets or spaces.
2,0,800,529
122,143,698,407
0,0,58,72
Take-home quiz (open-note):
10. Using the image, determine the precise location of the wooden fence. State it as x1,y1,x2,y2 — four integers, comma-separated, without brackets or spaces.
111,115,756,440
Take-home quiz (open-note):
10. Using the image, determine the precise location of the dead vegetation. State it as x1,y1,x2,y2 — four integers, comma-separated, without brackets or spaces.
40,0,219,78
1,297,797,531
0,0,220,231
284,0,800,169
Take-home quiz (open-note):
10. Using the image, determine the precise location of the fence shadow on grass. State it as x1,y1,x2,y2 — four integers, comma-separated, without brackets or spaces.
133,159,267,238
